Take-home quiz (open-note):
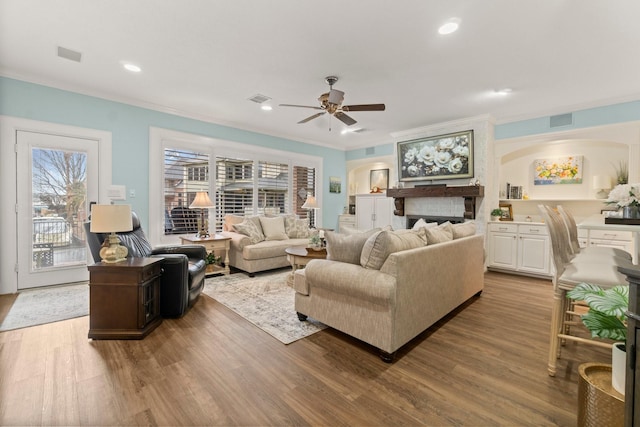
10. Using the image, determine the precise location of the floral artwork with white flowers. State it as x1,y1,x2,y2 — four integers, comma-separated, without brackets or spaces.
398,130,473,181
533,156,583,185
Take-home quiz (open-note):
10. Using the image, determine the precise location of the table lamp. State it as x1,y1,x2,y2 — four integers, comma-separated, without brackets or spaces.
302,193,319,228
90,204,133,263
593,175,611,199
189,191,214,238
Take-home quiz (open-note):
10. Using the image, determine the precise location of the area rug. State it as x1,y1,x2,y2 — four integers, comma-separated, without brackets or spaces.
203,270,326,344
0,284,89,331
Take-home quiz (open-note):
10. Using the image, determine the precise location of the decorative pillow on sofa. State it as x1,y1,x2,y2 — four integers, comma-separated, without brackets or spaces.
360,228,426,270
223,214,245,232
325,228,380,265
411,218,438,231
259,216,289,241
424,222,453,245
233,219,265,244
284,216,310,238
452,221,476,239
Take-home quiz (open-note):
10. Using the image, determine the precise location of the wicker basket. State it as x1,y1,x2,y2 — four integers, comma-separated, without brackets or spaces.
578,363,624,427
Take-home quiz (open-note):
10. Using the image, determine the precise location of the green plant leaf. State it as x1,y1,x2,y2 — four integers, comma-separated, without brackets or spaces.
581,310,627,341
567,282,605,300
583,286,629,318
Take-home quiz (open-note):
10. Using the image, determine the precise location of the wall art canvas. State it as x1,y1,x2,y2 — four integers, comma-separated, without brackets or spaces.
397,130,473,182
329,176,341,193
369,168,389,191
533,155,583,185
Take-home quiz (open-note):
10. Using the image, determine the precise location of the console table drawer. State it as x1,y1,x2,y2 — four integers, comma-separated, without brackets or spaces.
488,223,518,233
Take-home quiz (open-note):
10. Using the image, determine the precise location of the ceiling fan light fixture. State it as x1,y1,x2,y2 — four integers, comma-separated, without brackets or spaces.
438,18,460,35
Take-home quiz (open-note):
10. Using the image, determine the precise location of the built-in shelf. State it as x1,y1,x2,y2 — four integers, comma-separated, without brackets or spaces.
386,185,484,219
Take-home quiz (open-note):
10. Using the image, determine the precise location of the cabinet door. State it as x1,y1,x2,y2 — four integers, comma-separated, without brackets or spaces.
373,197,393,228
518,234,550,274
487,232,517,269
356,196,375,230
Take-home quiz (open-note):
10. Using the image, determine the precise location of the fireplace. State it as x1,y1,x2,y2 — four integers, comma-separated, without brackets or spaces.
406,215,465,228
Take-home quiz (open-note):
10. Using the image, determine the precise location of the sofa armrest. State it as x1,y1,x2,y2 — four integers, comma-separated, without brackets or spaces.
151,244,207,260
221,231,252,251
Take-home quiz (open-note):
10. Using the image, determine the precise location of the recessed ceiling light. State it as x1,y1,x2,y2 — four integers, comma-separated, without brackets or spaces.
122,63,141,73
495,88,513,95
438,18,460,35
261,105,273,111
341,128,362,135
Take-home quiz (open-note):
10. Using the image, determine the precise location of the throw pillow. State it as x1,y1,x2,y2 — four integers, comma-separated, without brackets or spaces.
284,216,310,238
325,228,380,265
360,229,426,270
424,222,453,245
411,218,438,231
233,219,265,244
452,221,476,239
223,214,245,232
259,216,289,241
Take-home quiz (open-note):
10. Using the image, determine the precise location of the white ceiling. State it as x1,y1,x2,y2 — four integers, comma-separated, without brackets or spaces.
2,0,640,150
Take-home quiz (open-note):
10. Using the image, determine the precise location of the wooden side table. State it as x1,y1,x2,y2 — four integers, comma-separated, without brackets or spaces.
578,363,624,427
88,257,163,340
180,234,231,276
284,246,327,286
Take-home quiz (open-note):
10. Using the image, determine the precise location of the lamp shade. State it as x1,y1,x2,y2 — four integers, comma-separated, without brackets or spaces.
189,191,214,209
301,195,319,209
90,204,133,233
593,175,611,190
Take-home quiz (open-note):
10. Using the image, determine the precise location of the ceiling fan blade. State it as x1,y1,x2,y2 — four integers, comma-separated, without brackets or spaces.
280,104,323,110
334,111,357,126
342,104,386,112
298,112,325,124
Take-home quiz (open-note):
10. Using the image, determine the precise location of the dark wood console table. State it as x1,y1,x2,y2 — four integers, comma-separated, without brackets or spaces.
88,257,162,340
386,185,484,219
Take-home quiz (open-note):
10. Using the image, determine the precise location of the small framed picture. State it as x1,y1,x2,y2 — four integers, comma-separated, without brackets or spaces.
499,203,513,221
329,176,341,193
370,168,389,192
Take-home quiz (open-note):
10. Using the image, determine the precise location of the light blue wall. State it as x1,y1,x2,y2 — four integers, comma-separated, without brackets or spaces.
495,100,640,140
0,77,347,230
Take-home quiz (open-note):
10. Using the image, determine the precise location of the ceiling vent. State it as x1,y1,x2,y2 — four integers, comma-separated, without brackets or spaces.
550,113,573,128
248,94,271,104
365,147,375,155
57,46,82,62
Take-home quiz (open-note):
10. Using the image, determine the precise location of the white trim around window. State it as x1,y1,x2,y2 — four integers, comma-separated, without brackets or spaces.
149,127,322,247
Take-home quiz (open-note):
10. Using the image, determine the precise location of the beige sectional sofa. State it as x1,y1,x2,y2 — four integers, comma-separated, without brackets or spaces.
221,214,311,276
293,222,484,362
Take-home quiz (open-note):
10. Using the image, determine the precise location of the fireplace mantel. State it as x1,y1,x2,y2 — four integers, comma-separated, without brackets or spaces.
386,185,484,219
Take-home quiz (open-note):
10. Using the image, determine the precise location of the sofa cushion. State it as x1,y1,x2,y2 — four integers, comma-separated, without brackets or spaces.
452,221,476,239
233,219,265,244
284,216,310,238
360,228,426,270
424,222,453,245
325,228,380,265
223,214,245,232
412,218,438,231
242,238,307,260
259,216,289,241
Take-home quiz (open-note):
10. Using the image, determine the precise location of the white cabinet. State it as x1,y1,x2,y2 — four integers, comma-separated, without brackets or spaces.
487,222,551,278
355,194,393,230
586,229,633,253
338,214,356,233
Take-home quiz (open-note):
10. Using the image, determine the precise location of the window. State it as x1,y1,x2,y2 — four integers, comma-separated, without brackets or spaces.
293,165,316,227
164,148,209,235
214,157,254,231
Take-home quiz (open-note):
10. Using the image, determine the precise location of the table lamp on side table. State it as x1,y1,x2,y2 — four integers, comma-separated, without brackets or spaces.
90,204,133,263
189,191,215,238
302,193,319,228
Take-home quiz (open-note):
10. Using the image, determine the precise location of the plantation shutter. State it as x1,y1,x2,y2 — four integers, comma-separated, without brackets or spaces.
163,148,210,235
258,161,289,216
214,157,254,232
293,165,316,227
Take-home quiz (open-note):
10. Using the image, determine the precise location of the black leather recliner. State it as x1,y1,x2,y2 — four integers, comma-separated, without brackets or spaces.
85,211,207,317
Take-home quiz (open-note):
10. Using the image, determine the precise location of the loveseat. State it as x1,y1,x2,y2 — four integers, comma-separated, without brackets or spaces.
221,214,312,276
293,222,485,362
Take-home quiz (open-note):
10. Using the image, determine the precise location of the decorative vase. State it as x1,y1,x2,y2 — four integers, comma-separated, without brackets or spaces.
612,342,626,395
623,205,640,219
491,216,501,222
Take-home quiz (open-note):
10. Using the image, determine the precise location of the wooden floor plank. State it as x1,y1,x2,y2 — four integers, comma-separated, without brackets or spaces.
0,271,611,426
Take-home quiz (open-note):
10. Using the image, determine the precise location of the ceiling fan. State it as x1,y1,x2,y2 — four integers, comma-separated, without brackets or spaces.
279,76,385,128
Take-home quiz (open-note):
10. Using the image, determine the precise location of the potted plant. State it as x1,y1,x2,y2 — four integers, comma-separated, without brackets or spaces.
567,282,629,395
205,251,222,273
308,232,322,250
490,208,503,221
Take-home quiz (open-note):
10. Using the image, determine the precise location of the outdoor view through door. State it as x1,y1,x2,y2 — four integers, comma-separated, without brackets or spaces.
163,148,316,236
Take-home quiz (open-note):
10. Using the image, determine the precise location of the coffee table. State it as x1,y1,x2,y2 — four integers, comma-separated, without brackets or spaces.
285,246,327,286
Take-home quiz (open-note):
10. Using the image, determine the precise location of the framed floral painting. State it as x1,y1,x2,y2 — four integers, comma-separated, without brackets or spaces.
533,155,583,185
397,130,474,182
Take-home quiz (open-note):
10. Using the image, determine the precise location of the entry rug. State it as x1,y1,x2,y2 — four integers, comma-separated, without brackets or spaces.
0,284,89,331
203,270,326,344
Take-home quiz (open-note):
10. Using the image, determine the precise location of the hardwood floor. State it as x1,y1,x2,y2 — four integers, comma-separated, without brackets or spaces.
0,271,610,426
